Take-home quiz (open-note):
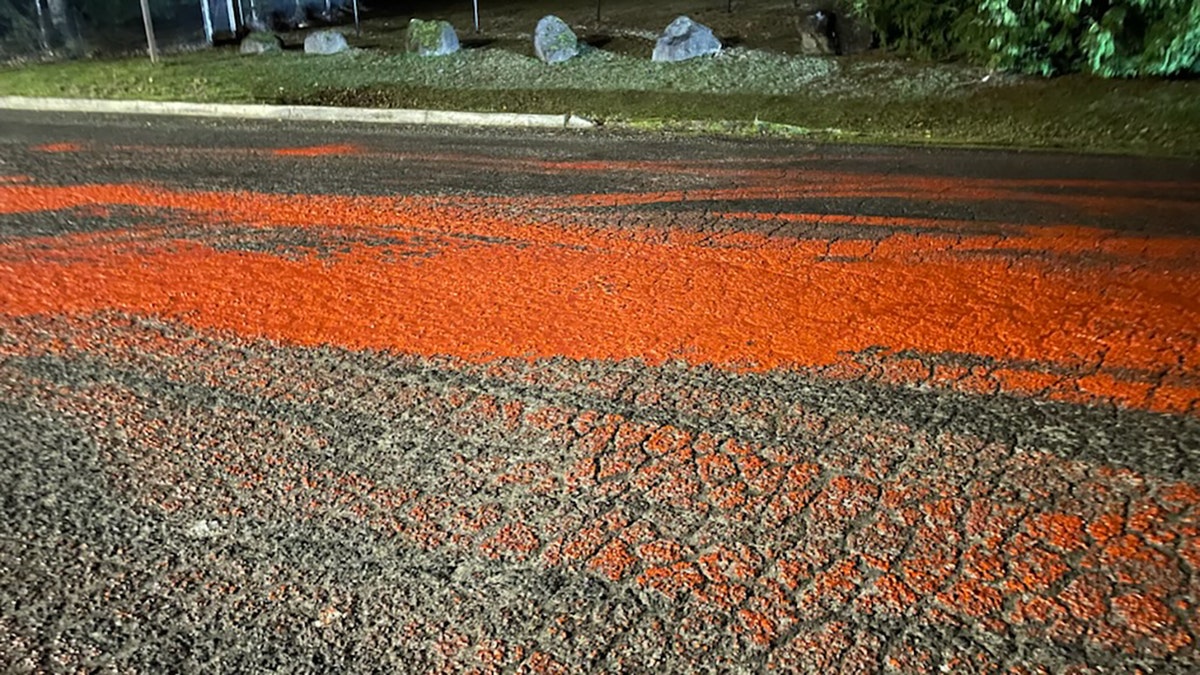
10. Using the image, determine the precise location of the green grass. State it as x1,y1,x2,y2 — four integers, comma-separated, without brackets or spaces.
2,45,1198,156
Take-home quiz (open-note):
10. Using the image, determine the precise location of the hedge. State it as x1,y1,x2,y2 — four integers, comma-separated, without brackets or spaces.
848,0,1200,77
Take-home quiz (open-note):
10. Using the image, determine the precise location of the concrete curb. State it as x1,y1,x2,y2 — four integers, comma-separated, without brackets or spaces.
0,96,596,130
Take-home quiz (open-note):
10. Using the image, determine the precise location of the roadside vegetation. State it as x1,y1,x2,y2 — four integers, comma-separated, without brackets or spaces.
852,0,1200,77
1,0,1197,156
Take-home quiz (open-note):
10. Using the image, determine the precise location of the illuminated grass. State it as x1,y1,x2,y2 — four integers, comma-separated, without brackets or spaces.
1,45,1197,156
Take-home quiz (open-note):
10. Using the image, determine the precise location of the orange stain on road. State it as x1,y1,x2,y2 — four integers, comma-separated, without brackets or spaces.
1,182,1197,414
32,142,84,153
8,343,1194,661
272,144,364,157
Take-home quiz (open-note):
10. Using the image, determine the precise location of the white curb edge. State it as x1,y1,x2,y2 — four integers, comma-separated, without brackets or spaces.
0,96,596,130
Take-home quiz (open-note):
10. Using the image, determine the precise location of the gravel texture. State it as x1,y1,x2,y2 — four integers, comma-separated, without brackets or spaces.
2,112,1199,672
267,46,843,97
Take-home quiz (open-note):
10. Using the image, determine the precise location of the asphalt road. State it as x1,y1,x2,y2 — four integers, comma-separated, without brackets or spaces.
2,110,1199,673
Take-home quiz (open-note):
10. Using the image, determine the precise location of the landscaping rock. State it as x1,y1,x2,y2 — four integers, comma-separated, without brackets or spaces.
533,15,579,65
239,32,282,55
406,19,460,57
797,10,836,55
795,2,875,55
652,16,721,63
304,30,349,55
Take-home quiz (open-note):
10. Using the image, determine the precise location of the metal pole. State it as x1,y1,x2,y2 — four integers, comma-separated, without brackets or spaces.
139,0,159,62
472,0,479,33
353,0,360,36
596,0,601,22
199,0,213,43
225,0,236,32
33,0,50,51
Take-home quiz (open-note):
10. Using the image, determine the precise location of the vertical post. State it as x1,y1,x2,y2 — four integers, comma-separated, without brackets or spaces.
353,0,360,35
225,0,237,32
139,0,158,62
727,0,733,13
596,0,601,22
200,0,213,43
472,0,479,33
33,0,50,51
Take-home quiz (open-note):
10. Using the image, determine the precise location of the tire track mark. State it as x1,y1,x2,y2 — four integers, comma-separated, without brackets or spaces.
2,314,1196,670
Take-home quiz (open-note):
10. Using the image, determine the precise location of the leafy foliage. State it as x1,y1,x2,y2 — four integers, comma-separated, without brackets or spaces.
979,0,1200,76
848,0,1200,76
844,0,984,60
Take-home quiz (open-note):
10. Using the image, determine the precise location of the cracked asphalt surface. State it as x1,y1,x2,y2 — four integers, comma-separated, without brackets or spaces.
2,110,1200,672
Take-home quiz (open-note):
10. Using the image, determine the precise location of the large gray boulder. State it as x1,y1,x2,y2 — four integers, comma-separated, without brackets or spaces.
533,15,579,64
406,18,460,57
304,30,349,55
240,32,282,55
652,16,721,62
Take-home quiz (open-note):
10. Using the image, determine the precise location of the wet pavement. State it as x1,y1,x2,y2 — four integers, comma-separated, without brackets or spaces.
2,110,1199,672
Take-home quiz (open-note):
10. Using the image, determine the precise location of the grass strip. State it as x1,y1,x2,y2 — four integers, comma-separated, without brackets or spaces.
2,49,1197,156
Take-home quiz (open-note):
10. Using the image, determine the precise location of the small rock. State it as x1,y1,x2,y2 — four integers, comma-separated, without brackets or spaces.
304,30,350,55
316,605,344,627
797,31,828,55
186,520,224,539
533,15,579,65
239,32,282,55
798,5,874,55
406,18,460,57
652,16,720,63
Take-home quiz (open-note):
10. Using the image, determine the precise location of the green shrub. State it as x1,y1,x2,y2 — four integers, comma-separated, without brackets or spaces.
846,0,983,61
978,0,1200,76
849,0,1200,77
